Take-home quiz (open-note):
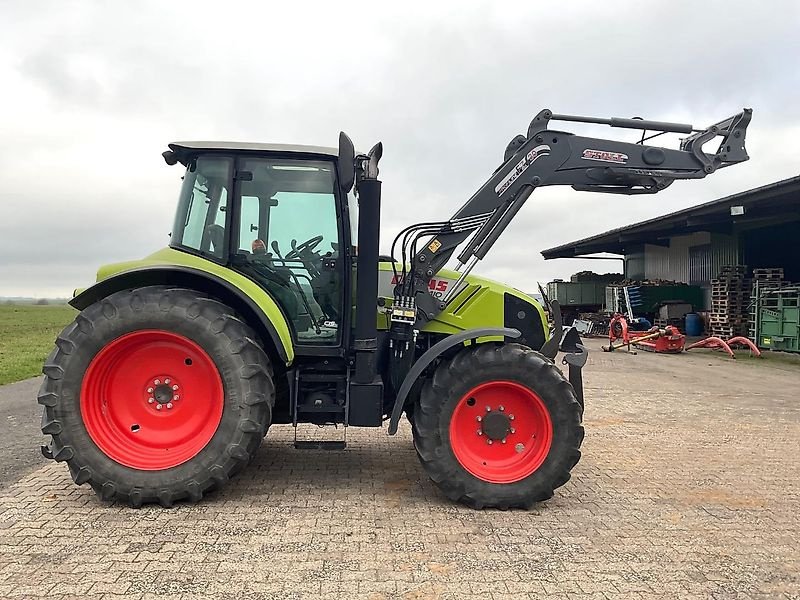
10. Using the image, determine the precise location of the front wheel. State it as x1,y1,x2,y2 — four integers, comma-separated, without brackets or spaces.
412,343,583,509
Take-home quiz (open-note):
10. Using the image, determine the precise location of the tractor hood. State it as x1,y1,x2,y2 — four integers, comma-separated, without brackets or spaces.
377,262,549,346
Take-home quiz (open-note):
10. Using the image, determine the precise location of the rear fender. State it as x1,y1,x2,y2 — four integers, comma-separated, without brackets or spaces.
70,266,294,365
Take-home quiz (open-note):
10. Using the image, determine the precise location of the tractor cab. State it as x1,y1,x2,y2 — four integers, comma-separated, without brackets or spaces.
165,142,358,347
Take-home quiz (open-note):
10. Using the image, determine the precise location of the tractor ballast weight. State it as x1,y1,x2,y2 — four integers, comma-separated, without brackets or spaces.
39,107,752,509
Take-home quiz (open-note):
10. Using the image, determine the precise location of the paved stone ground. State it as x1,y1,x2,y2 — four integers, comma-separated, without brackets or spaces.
0,378,47,489
1,340,798,599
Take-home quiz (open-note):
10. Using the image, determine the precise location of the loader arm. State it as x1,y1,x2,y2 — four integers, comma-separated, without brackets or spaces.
388,108,752,342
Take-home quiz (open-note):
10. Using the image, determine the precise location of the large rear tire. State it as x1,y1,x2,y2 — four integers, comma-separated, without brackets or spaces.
412,343,583,509
39,286,274,507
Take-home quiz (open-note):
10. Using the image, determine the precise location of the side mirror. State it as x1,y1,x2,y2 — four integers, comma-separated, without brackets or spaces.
337,131,356,194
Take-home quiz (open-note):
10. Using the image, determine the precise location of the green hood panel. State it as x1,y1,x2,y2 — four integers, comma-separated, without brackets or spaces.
376,262,548,342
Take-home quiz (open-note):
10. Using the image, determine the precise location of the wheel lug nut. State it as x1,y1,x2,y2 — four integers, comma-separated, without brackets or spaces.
166,402,173,409
173,394,179,400
509,414,515,421
477,430,483,436
172,385,179,391
510,428,516,434
476,416,482,422
499,405,505,412
147,387,153,393
154,379,160,385
165,379,170,384
501,438,507,444
485,406,491,412
487,439,493,445
156,404,163,410
148,398,154,404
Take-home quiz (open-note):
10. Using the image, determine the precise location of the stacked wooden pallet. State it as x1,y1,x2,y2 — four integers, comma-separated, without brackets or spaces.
752,268,785,290
710,265,751,338
654,317,684,330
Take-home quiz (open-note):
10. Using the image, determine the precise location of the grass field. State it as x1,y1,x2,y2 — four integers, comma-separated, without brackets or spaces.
0,304,77,385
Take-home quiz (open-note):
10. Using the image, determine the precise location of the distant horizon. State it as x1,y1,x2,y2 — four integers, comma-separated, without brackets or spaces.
1,296,71,302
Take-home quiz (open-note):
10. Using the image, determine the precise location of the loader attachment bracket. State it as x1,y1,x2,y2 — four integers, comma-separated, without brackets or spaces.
680,108,752,170
562,341,588,409
539,300,563,360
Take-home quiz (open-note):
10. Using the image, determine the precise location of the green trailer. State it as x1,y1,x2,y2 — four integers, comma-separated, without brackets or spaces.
755,287,800,353
546,281,607,310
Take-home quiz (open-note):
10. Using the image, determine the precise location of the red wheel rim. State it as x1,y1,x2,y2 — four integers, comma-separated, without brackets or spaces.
449,380,553,484
80,330,224,470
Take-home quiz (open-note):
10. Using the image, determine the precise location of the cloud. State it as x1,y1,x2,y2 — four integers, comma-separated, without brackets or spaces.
1,0,798,296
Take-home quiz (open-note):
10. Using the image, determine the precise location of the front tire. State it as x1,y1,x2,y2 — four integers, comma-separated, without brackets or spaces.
412,343,583,509
39,286,274,507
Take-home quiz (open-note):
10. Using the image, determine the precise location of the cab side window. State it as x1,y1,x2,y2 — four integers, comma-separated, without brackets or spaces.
238,196,262,253
171,157,231,260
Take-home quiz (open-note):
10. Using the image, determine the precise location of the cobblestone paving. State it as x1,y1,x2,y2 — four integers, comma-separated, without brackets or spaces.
1,340,798,599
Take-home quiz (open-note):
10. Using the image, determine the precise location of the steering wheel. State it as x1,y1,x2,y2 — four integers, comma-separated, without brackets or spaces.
285,235,323,260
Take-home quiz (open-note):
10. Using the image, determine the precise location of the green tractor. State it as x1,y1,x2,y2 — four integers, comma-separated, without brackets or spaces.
40,108,751,508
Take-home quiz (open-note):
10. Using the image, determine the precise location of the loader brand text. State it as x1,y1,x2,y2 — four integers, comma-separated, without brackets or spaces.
391,274,450,298
494,144,551,196
581,149,629,164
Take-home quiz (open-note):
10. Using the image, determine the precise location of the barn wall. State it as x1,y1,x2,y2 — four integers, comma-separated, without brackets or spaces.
644,232,709,283
624,247,645,280
710,233,740,275
639,232,739,309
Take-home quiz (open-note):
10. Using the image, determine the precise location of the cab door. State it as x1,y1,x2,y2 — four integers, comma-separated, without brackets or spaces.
231,155,350,350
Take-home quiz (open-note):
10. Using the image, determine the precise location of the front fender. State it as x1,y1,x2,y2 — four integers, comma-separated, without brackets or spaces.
387,327,521,435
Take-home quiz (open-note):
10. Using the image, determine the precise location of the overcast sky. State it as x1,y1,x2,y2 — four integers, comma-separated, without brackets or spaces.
1,1,798,297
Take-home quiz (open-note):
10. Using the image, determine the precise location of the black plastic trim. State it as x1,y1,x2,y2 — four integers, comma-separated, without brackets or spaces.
504,292,547,350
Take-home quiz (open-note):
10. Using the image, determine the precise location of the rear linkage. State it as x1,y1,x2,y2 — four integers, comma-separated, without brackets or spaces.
384,108,751,426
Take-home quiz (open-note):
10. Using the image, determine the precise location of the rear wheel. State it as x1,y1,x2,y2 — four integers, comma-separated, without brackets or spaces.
39,286,274,507
412,343,583,509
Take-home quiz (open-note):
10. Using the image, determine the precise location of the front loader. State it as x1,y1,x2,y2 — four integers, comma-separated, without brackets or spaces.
40,108,752,508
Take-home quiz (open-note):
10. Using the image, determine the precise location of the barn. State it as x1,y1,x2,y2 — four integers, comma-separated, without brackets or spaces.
542,176,800,310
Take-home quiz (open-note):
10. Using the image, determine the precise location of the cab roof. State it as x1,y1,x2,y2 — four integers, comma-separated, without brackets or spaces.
167,141,338,165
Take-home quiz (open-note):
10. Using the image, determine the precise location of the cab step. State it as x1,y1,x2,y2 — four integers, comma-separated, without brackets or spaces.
292,422,347,450
294,440,346,450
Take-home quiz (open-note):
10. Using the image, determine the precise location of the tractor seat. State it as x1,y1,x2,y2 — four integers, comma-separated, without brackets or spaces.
206,224,225,258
